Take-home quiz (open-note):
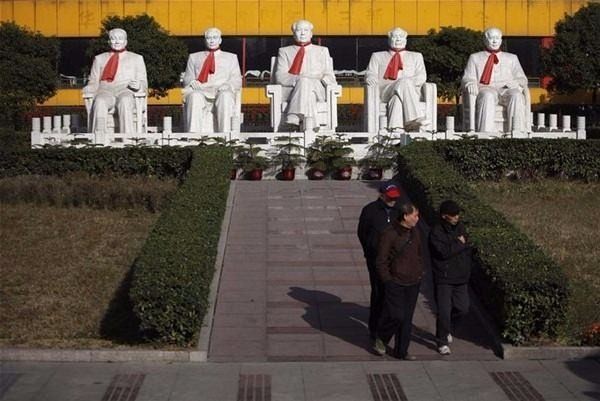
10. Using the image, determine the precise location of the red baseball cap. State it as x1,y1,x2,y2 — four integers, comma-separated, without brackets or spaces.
382,184,401,199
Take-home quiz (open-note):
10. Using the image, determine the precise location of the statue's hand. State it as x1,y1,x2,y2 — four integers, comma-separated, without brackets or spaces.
82,85,94,96
128,80,141,91
365,76,378,86
504,81,519,90
321,76,336,86
218,84,233,92
190,80,202,91
465,82,478,95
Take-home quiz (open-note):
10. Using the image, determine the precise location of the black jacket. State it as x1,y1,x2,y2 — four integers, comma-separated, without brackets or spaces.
357,198,398,261
429,220,472,284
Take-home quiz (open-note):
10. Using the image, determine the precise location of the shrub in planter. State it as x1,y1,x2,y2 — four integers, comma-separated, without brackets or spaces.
358,134,398,180
129,146,231,345
270,134,305,181
306,134,355,179
234,141,269,180
395,141,569,344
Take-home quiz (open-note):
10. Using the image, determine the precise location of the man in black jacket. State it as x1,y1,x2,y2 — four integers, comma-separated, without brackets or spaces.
357,182,402,341
429,200,472,355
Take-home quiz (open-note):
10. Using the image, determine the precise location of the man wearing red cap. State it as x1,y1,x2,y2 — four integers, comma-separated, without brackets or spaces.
273,19,337,130
365,27,428,132
358,182,403,343
462,27,528,133
83,28,147,134
182,27,242,133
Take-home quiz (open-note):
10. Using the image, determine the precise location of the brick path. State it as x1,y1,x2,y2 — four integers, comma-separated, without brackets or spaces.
209,181,498,362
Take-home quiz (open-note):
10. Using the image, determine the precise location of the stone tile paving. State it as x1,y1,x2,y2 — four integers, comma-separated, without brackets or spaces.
209,181,499,362
2,359,598,401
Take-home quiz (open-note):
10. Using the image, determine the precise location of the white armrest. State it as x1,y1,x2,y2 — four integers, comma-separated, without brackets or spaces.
364,84,380,134
266,84,282,131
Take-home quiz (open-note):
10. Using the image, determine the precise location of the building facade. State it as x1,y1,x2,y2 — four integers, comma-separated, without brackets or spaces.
0,0,594,106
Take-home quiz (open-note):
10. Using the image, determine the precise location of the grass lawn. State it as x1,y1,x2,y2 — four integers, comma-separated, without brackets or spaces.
0,204,158,348
472,180,600,345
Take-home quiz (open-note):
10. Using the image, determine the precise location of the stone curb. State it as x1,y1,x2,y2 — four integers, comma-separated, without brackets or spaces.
194,180,236,362
502,345,600,360
0,348,204,362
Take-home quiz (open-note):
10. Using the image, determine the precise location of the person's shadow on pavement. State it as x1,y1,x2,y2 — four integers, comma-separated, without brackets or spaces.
287,286,384,357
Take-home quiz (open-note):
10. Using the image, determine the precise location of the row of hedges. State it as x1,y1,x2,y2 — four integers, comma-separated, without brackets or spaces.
436,139,600,181
129,146,231,345
0,147,193,179
396,141,569,344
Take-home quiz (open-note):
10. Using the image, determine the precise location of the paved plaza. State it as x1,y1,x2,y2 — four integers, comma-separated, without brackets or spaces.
1,181,598,400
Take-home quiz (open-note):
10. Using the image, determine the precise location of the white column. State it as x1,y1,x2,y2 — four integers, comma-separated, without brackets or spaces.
562,115,571,132
537,113,545,130
549,114,558,131
577,116,586,140
52,115,61,133
31,117,41,133
445,116,454,140
62,114,71,133
163,116,172,133
43,116,52,133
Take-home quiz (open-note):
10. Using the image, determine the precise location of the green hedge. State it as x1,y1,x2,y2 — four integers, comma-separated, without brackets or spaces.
0,147,193,179
129,146,231,345
435,139,600,181
396,142,569,344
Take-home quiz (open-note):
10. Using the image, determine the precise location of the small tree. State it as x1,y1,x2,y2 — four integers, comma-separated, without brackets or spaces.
411,26,482,104
86,14,187,98
542,3,600,104
0,22,59,129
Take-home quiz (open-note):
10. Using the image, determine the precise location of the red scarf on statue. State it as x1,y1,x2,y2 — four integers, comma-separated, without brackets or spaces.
479,49,501,85
198,48,219,83
288,42,311,75
383,48,405,80
100,49,126,82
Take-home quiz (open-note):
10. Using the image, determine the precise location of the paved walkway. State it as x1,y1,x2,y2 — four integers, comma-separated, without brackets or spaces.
209,181,498,362
2,359,598,400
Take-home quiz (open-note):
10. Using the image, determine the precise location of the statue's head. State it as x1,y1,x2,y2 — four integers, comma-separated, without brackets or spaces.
204,27,222,50
388,27,408,50
108,28,127,51
291,20,313,44
484,27,502,51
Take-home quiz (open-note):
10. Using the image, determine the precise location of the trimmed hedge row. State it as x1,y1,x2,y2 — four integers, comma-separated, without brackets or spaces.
435,139,600,181
129,146,231,345
396,142,569,344
0,147,193,179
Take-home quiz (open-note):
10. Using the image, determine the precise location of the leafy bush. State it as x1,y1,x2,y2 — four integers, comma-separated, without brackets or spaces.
0,147,193,179
0,173,177,212
435,139,600,181
396,142,569,344
129,146,231,345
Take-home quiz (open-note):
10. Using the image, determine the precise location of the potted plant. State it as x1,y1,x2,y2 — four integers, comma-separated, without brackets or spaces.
306,134,355,180
270,134,306,180
358,134,399,180
234,141,270,180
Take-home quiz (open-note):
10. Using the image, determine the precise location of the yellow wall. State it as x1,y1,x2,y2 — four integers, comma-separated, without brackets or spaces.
1,0,593,38
44,87,593,107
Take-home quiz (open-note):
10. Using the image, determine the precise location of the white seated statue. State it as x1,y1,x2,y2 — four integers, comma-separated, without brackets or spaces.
83,28,148,134
182,27,243,133
461,27,530,133
364,27,436,134
267,19,341,132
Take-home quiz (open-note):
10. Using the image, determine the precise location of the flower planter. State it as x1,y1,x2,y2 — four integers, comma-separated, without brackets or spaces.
365,167,383,180
246,168,263,181
230,168,238,180
280,168,295,181
336,166,353,180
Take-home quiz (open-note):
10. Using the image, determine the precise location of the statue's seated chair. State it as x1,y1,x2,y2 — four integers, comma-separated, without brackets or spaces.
364,82,438,134
182,88,243,133
266,56,342,132
83,92,147,134
461,87,532,133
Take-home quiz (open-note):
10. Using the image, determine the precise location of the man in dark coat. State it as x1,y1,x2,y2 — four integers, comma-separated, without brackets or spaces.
429,200,473,355
357,182,403,341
